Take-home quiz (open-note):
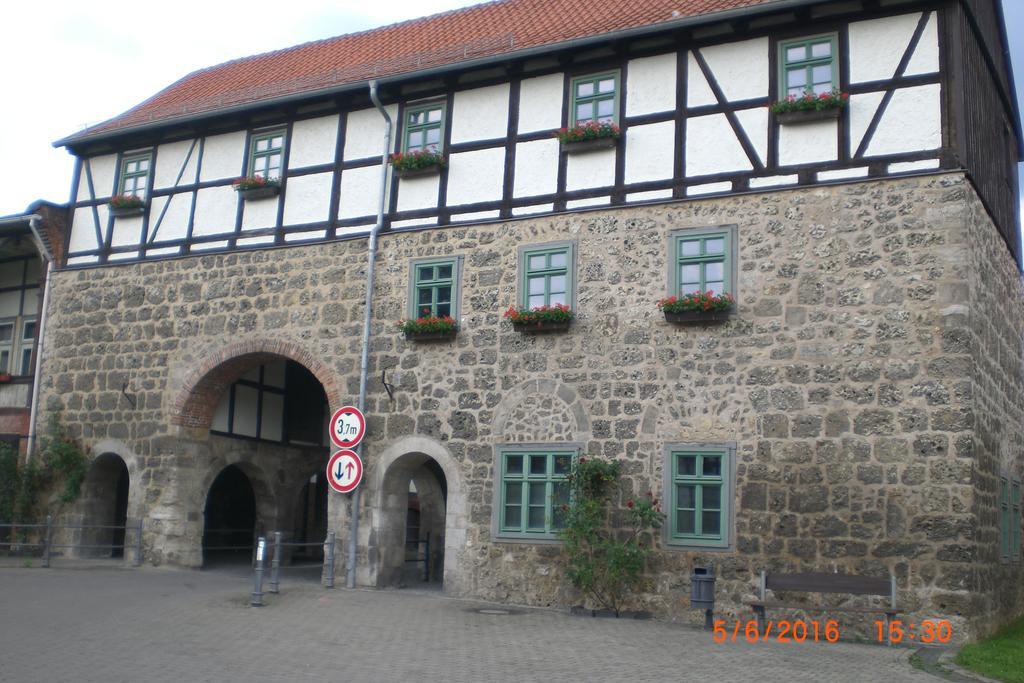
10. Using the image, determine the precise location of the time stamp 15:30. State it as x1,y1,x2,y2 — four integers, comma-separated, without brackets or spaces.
713,619,954,644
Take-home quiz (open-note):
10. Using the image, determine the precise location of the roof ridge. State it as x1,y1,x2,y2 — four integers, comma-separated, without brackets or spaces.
187,0,515,79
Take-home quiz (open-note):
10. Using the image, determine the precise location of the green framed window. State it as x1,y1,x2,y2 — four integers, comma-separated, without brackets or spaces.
498,449,573,538
779,35,838,97
411,258,457,318
666,445,733,548
403,102,445,153
1013,479,1021,561
520,242,574,309
670,228,733,297
119,153,151,198
248,129,286,178
570,72,619,126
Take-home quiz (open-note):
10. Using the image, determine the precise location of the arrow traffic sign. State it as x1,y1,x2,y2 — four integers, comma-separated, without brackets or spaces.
329,406,366,449
326,449,363,494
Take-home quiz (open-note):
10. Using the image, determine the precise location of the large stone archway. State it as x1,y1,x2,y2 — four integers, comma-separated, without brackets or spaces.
367,437,468,595
168,337,344,430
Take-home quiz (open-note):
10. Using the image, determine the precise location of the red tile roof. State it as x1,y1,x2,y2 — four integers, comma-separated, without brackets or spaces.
64,0,781,143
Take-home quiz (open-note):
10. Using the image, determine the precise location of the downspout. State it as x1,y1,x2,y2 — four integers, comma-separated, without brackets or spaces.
346,79,391,589
26,215,53,464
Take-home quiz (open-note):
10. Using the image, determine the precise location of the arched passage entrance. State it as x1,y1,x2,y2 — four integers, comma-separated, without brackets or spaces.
78,453,129,558
202,465,256,566
378,454,449,588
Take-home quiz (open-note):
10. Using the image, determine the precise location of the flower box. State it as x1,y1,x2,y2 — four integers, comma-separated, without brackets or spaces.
775,107,842,126
504,303,574,334
511,319,572,334
109,205,145,218
398,314,458,342
657,292,735,325
404,328,458,342
390,149,447,180
560,136,618,154
394,163,443,179
237,185,280,201
663,309,731,324
554,121,621,155
0,373,11,384
232,176,280,201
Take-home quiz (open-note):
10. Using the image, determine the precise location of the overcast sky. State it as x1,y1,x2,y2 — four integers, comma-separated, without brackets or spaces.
1,0,1021,218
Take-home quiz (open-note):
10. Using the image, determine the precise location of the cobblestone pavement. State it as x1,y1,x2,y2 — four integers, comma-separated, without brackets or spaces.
0,566,935,682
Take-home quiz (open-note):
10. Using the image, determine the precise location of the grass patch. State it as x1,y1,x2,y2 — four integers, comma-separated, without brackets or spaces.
956,616,1024,683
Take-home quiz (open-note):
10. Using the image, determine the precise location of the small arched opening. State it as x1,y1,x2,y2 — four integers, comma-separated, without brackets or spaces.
379,454,448,588
202,464,256,566
78,453,130,558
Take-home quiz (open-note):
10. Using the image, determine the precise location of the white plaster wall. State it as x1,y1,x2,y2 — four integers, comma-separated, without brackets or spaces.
699,37,769,101
83,155,117,200
192,186,238,236
686,114,752,177
734,108,768,166
849,13,921,83
452,209,500,222
686,52,716,107
513,139,559,198
396,173,440,212
518,73,563,134
849,92,886,155
241,195,278,232
566,196,609,208
627,189,673,202
447,148,505,206
626,53,677,116
624,122,674,184
865,84,941,156
337,166,382,219
778,120,839,166
285,229,327,242
905,12,939,76
149,194,191,242
566,148,615,191
110,216,142,248
283,173,332,225
154,140,198,189
261,393,284,442
69,208,99,252
452,84,510,143
344,105,398,160
289,115,338,168
199,131,246,182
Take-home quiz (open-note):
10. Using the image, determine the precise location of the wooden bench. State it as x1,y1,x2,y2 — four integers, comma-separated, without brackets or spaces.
745,571,902,645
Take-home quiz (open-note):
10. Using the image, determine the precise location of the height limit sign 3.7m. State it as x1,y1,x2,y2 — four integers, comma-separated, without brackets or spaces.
329,406,365,449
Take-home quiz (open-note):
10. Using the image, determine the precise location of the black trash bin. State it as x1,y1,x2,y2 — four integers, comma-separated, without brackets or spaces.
691,566,716,628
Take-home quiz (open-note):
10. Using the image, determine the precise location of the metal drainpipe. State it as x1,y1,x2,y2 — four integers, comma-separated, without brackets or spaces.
26,215,53,464
346,80,392,589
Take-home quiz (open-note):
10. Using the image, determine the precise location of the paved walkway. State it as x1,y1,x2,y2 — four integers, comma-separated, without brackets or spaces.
0,565,935,682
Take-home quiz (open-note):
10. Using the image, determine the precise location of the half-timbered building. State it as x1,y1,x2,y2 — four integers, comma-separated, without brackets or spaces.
42,0,1022,639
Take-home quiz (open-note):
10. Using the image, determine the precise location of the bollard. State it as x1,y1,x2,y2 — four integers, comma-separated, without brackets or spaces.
41,515,53,568
269,531,282,594
324,531,335,589
251,536,266,607
133,519,143,567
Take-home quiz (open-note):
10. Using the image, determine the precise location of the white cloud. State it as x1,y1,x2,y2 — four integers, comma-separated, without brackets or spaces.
0,0,475,214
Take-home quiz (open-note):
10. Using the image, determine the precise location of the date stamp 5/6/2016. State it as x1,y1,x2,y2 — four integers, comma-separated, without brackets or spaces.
712,619,954,644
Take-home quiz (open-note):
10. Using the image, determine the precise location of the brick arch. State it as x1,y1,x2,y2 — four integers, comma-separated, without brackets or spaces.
169,338,343,429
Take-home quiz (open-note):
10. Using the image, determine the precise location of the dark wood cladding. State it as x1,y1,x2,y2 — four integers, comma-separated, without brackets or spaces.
948,0,1021,267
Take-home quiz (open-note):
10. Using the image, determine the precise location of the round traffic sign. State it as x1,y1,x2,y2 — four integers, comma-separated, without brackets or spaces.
329,406,366,449
326,449,363,494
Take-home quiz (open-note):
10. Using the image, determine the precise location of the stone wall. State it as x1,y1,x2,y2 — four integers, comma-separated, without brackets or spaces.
37,173,1023,640
964,187,1024,637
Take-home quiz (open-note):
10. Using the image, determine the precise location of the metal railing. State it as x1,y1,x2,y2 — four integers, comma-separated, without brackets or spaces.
251,530,336,607
0,516,143,567
202,527,262,566
405,536,431,583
